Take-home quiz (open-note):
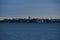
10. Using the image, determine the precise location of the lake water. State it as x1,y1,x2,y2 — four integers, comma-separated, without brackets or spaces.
0,23,60,40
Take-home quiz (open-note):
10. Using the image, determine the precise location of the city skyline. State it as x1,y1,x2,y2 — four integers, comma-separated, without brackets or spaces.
0,16,60,20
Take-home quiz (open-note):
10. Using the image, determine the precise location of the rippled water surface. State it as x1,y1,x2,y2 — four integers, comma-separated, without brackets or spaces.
0,23,60,40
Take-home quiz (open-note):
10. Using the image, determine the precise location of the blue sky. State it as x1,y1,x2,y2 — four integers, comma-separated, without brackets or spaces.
0,0,60,18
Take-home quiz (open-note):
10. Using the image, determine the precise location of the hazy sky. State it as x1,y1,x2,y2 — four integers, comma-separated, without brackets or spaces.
0,0,60,18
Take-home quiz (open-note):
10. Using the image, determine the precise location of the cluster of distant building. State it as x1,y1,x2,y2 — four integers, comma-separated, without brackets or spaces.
0,16,60,23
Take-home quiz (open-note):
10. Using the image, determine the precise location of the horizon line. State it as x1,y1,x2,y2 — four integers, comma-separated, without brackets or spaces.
0,16,60,20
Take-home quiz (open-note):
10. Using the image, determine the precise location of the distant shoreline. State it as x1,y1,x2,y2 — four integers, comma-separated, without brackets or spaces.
0,17,60,23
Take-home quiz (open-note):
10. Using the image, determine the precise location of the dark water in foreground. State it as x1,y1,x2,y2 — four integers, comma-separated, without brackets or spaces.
0,23,60,40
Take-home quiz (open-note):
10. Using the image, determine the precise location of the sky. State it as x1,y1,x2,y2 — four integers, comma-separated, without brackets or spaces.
0,0,60,18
